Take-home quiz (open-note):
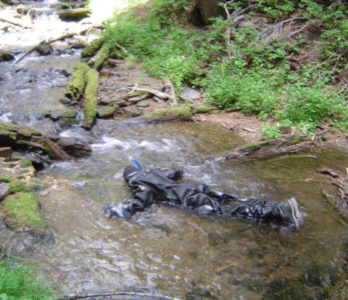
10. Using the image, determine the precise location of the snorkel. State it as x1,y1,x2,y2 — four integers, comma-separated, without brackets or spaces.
131,157,142,172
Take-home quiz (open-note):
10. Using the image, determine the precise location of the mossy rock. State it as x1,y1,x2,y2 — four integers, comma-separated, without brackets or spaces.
0,50,15,62
83,68,99,128
81,38,104,58
1,192,48,234
97,106,115,119
145,106,193,121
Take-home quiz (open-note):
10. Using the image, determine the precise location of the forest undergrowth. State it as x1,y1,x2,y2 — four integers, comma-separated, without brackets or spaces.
98,0,348,138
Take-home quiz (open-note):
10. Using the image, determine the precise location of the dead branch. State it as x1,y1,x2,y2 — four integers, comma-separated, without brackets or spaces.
46,33,75,44
258,17,307,42
165,77,178,106
42,136,72,161
115,41,128,53
15,33,75,64
0,17,31,28
60,292,180,300
215,262,237,274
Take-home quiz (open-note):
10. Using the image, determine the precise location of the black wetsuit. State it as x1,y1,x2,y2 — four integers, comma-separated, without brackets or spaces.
104,166,283,225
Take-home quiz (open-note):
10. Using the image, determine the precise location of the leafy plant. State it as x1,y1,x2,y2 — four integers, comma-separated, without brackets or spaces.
100,0,348,134
0,258,53,300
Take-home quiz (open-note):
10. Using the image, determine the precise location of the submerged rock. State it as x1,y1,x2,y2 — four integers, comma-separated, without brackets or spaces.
0,50,15,62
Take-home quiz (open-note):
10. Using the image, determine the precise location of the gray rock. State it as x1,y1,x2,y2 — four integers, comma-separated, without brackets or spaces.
97,106,115,119
0,182,10,200
36,43,53,56
59,97,73,105
181,87,201,101
0,147,12,158
50,109,77,121
136,100,150,108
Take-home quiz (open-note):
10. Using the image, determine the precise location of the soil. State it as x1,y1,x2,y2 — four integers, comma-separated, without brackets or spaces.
97,60,348,151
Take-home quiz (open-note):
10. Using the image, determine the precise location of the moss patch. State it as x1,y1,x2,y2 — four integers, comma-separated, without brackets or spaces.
145,106,193,121
1,192,48,234
83,68,99,128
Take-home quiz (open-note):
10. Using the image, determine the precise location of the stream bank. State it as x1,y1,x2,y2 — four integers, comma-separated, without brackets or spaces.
1,1,348,300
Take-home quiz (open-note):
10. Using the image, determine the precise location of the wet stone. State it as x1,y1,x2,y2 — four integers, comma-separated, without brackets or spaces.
181,87,201,101
136,100,150,108
60,69,72,77
97,106,115,119
0,50,15,62
36,43,53,56
0,182,10,200
0,147,12,158
59,97,73,105
185,287,216,300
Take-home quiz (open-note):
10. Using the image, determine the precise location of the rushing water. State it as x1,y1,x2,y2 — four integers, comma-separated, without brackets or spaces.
1,1,348,300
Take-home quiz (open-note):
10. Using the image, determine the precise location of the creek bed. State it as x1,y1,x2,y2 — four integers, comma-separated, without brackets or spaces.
0,1,348,299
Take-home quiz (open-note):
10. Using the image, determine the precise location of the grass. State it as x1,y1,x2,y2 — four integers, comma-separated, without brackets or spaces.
0,257,53,300
97,0,348,135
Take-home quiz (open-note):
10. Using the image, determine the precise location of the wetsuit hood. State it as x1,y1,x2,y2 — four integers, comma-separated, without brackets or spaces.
123,165,139,183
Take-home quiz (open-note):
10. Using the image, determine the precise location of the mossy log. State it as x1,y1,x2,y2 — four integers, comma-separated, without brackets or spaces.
89,43,111,70
83,68,99,129
81,38,104,58
64,62,90,101
0,123,91,160
1,192,48,235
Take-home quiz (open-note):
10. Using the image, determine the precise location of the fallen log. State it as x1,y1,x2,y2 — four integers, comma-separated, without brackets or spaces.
0,123,91,160
83,68,99,129
223,138,316,161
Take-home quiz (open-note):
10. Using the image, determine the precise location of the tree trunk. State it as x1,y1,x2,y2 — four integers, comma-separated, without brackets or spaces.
197,0,226,25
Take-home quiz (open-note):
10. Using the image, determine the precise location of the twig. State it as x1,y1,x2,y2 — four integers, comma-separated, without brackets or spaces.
215,262,236,274
115,42,128,53
46,33,75,44
0,17,31,28
289,23,309,37
242,127,255,132
15,33,75,64
60,292,181,300
165,77,178,106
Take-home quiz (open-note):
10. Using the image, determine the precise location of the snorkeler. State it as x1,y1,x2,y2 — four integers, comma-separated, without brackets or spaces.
104,164,303,230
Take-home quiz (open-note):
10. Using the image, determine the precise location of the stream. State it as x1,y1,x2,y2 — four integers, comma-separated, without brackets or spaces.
1,1,348,299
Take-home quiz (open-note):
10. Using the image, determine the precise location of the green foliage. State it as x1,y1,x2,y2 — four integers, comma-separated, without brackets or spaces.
101,0,348,134
261,124,280,139
0,258,53,300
